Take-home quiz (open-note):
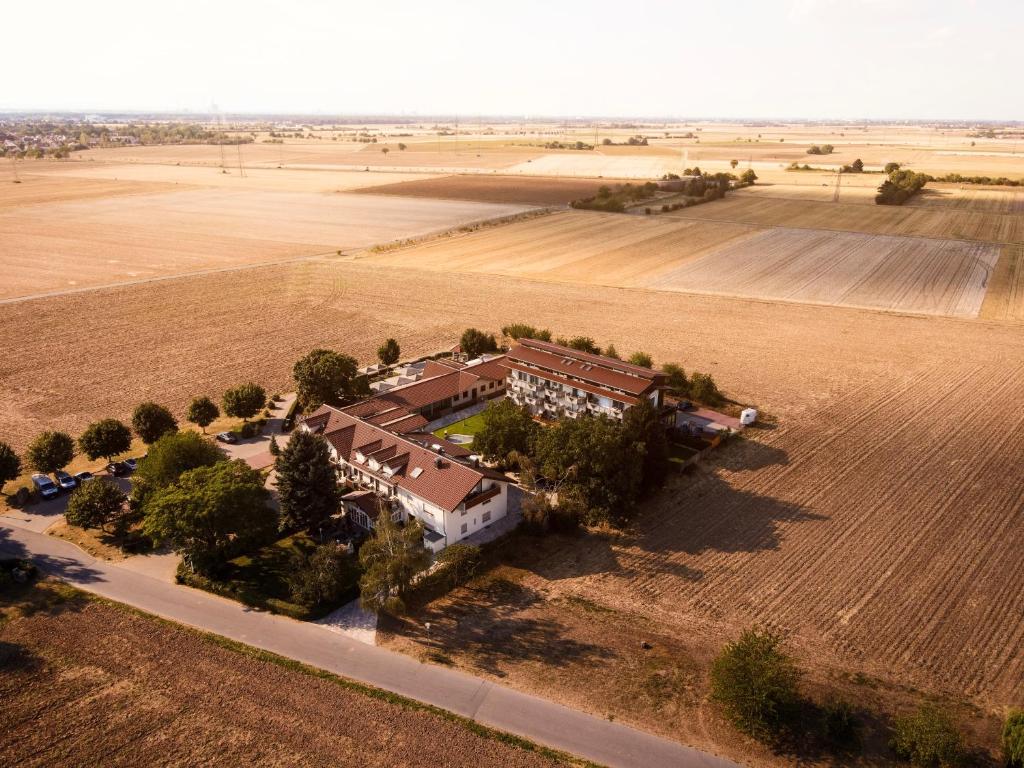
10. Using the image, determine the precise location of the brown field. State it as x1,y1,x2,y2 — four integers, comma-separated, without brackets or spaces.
667,194,1024,244
369,210,1008,317
0,583,571,767
352,174,618,206
980,244,1024,321
0,187,528,300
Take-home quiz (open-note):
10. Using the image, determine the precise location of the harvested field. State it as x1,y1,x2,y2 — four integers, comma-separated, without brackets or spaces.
352,174,619,206
980,244,1024,321
0,173,187,209
914,184,1024,214
667,195,1024,244
371,210,761,286
646,227,1000,317
0,584,571,767
0,189,528,299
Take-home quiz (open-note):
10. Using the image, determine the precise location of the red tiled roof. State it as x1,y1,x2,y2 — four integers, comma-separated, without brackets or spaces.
506,360,641,405
302,404,502,512
509,341,664,397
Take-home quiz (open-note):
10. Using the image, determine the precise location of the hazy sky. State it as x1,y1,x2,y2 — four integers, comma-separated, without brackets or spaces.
3,0,1021,120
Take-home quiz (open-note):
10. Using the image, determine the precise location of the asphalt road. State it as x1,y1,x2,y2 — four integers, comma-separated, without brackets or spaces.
0,523,737,768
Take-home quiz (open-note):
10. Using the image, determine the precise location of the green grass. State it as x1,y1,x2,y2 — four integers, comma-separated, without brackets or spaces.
433,411,487,442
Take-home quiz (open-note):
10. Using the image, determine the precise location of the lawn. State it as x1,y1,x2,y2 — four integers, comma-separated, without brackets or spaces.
433,411,488,442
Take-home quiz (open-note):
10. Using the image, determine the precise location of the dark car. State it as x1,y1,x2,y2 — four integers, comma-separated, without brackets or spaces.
124,457,140,471
55,470,78,491
74,471,95,484
216,432,237,444
107,461,130,477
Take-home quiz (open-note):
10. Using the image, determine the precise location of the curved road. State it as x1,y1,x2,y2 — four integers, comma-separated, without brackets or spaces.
0,523,736,768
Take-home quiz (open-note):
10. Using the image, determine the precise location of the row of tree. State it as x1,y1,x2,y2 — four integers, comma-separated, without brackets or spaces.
876,168,929,205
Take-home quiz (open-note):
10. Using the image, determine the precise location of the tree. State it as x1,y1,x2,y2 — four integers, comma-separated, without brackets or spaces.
730,159,739,168
890,705,964,767
851,158,864,173
377,338,400,366
143,460,276,575
397,142,407,151
131,430,225,512
662,363,688,394
287,543,360,609
710,629,802,741
358,514,430,614
292,349,358,410
222,382,267,422
459,328,498,358
501,323,551,342
884,162,902,174
557,336,600,355
604,343,620,359
628,351,653,368
0,442,21,492
622,400,670,490
381,146,390,155
740,168,758,185
532,415,642,526
1004,710,1024,767
275,430,341,530
78,419,132,462
131,401,178,444
65,478,127,531
186,396,220,433
25,431,75,474
689,372,724,406
473,399,539,467
268,435,281,456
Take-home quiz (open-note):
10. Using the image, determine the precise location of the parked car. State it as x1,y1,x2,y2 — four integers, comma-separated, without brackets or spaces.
107,461,130,477
31,474,60,500
216,432,237,444
54,470,77,491
124,457,140,471
675,400,694,411
74,471,95,484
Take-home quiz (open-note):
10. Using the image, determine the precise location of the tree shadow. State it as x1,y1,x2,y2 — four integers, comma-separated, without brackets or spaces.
0,528,106,584
390,578,616,678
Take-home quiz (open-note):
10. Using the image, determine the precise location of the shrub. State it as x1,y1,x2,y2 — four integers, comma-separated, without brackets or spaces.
628,351,653,368
222,383,267,421
1003,710,1024,767
460,327,498,358
434,543,481,589
287,543,360,609
710,628,802,741
821,699,860,750
689,371,724,406
890,704,964,767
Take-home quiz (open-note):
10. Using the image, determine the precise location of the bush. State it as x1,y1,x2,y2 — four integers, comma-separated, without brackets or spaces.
890,704,964,767
821,699,860,751
689,372,724,406
710,628,802,741
1004,710,1024,767
287,543,360,609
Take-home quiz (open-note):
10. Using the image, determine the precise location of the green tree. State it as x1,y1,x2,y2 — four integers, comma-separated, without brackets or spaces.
730,159,739,168
186,396,220,433
501,323,551,342
292,349,358,410
884,162,902,174
65,478,127,531
851,158,864,173
377,338,401,366
131,401,178,444
1004,710,1024,767
628,351,653,368
131,430,224,512
557,336,600,355
890,704,964,767
459,328,498,358
473,399,539,467
78,419,132,462
398,142,407,150
358,514,430,615
0,442,21,492
710,629,802,741
622,400,669,491
689,372,724,406
275,430,341,530
143,460,275,575
532,415,641,525
222,382,267,421
26,431,75,474
604,343,620,360
662,363,688,394
740,168,758,185
287,543,360,609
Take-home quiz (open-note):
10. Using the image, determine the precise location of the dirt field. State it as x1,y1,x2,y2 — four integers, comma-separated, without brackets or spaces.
0,583,573,767
981,244,1024,321
0,187,528,299
646,227,1000,317
352,174,617,206
369,210,1006,317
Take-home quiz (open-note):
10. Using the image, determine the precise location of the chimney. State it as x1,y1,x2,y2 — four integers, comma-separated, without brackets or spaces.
434,456,443,469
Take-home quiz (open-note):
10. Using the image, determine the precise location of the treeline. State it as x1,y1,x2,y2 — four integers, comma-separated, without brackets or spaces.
542,140,593,150
571,182,660,212
601,135,649,146
876,168,929,205
806,144,834,155
925,172,1023,187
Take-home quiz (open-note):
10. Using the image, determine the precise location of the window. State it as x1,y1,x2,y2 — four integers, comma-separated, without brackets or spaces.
460,523,468,534
482,511,491,523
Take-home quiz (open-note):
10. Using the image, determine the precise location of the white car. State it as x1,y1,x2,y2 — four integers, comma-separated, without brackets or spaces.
31,474,60,500
54,470,78,491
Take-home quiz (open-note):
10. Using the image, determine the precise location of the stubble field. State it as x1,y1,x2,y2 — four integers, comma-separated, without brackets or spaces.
0,584,572,768
352,174,618,206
